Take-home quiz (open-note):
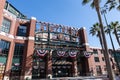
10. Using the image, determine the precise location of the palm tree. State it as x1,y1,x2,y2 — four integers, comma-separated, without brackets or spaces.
90,22,104,49
82,0,115,80
110,21,120,46
106,0,120,11
105,21,120,73
104,25,115,50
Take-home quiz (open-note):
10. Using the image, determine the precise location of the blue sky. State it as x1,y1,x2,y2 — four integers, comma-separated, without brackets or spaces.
7,0,120,49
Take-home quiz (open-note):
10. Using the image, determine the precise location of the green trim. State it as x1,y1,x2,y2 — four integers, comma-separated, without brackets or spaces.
0,56,7,63
12,58,20,63
5,1,26,19
35,31,77,37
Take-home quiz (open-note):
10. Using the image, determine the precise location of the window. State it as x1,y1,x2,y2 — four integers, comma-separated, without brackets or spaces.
1,18,11,33
96,65,101,71
96,65,102,75
110,58,113,62
11,43,24,78
104,65,107,71
94,57,100,62
93,49,98,54
0,40,10,80
43,25,47,31
0,40,10,56
17,26,27,36
102,57,104,61
101,50,103,54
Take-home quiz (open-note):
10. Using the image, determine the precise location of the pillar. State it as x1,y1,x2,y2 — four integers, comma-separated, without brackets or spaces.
46,50,52,79
0,0,6,26
21,17,36,80
4,41,15,80
78,27,90,75
72,58,78,77
79,27,89,51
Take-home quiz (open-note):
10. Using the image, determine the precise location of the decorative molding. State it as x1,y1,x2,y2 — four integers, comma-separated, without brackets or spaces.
24,75,32,80
28,36,34,40
8,34,14,39
3,76,9,80
18,19,28,23
0,31,34,40
3,9,16,20
31,17,36,20
81,27,86,30
15,36,27,40
0,31,6,36
89,46,102,49
82,43,89,46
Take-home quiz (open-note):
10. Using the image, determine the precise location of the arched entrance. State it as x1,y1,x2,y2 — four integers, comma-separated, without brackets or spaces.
32,50,48,79
52,64,72,77
52,50,77,78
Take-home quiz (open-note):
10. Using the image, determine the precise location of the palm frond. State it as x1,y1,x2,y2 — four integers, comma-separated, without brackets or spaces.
104,26,110,34
96,22,99,26
117,26,120,32
90,1,95,8
105,0,113,4
107,0,117,11
117,5,120,11
82,0,91,5
89,22,100,37
109,5,115,11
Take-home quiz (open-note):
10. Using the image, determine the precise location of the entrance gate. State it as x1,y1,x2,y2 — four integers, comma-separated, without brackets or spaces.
32,55,47,79
34,21,81,79
52,64,72,77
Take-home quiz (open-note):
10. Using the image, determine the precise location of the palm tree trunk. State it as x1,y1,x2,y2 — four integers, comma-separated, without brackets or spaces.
114,29,120,46
98,31,104,49
94,0,115,80
103,12,119,73
103,13,115,51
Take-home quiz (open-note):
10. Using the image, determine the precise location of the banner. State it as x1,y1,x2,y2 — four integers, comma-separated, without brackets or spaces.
36,50,48,57
14,63,20,66
57,50,66,57
84,51,91,58
69,51,77,58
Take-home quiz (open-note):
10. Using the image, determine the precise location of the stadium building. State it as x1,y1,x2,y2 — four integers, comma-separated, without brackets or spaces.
0,0,116,80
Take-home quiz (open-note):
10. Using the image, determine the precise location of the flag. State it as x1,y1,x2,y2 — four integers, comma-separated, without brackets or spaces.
84,51,91,58
36,50,47,57
14,63,20,66
69,51,77,58
57,50,66,57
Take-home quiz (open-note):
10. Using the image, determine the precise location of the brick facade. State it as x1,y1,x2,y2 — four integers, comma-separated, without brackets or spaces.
0,0,116,80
